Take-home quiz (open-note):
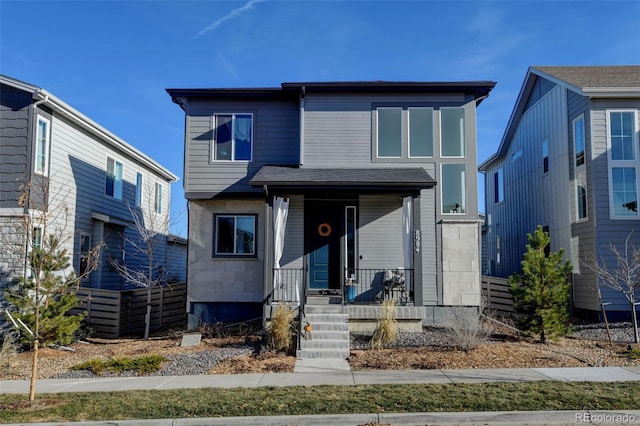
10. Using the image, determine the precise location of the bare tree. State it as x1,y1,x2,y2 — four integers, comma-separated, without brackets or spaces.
584,233,640,344
1,178,101,401
109,182,181,340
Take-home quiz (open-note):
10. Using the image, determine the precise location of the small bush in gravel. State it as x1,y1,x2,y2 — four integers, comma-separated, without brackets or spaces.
444,306,491,352
371,300,398,350
71,355,166,376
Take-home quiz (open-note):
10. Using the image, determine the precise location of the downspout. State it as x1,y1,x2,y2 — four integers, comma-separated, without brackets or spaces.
263,185,270,330
299,86,305,166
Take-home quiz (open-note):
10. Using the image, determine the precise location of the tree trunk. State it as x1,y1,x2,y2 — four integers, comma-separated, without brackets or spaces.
144,287,151,340
631,298,639,344
29,338,38,401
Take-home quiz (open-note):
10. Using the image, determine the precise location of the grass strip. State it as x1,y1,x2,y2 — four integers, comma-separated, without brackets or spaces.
1,381,638,423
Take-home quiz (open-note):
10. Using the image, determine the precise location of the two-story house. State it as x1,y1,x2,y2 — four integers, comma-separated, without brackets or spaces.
479,66,640,319
0,75,181,298
168,80,495,332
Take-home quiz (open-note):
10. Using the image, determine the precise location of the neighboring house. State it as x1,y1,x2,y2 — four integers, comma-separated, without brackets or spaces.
479,66,640,319
0,74,181,298
168,80,495,329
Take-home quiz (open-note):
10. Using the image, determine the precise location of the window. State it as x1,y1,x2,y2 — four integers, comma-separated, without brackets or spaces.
576,171,588,221
494,168,504,204
214,215,256,256
135,172,143,207
345,206,357,280
34,116,50,174
542,139,549,174
574,116,585,167
607,111,639,218
155,183,163,214
377,108,402,157
79,234,91,276
213,113,253,161
106,157,123,199
442,164,466,214
409,108,433,157
441,107,465,157
511,148,523,162
495,235,501,265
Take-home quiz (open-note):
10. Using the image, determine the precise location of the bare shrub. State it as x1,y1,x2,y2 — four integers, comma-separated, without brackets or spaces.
371,299,398,350
444,305,492,352
266,304,297,352
0,333,18,374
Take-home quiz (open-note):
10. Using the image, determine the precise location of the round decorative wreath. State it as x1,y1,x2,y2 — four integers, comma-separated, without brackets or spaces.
317,223,332,237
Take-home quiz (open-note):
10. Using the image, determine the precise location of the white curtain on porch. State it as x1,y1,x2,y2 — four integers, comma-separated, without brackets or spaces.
402,196,413,293
273,196,295,301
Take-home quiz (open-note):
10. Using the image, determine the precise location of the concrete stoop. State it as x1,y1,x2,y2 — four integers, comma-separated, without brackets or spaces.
297,303,350,360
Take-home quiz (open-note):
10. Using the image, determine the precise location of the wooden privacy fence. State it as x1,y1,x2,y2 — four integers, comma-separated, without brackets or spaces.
481,275,514,314
70,283,187,338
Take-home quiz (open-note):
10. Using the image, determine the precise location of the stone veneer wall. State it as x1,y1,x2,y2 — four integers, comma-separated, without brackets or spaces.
0,216,27,319
441,220,481,306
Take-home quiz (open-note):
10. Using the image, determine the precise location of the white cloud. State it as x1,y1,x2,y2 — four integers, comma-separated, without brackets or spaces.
194,0,266,38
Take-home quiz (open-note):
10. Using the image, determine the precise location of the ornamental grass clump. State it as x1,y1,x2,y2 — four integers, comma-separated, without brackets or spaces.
266,304,297,353
371,299,398,350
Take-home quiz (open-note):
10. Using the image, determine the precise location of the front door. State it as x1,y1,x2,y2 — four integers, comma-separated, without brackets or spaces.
306,202,342,291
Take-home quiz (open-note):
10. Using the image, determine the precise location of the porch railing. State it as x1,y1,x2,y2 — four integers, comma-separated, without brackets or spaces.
345,268,414,305
272,268,305,303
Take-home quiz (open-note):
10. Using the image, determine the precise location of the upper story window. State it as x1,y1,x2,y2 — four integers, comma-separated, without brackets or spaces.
135,172,143,207
542,139,549,174
607,110,639,218
34,115,50,175
375,106,443,159
494,168,504,204
511,148,523,162
440,107,465,157
441,163,466,214
573,115,585,167
214,214,256,257
105,157,123,200
213,113,253,162
155,182,163,214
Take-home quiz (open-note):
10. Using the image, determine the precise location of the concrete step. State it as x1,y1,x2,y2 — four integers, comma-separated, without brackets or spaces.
304,304,344,314
305,295,342,305
300,338,350,350
301,321,349,332
300,330,349,341
303,313,348,323
296,348,350,359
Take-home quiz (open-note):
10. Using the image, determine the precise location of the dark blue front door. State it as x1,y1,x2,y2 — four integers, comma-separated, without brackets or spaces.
307,202,341,290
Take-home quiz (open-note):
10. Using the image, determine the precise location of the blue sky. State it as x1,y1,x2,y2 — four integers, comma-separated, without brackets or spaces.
2,0,639,236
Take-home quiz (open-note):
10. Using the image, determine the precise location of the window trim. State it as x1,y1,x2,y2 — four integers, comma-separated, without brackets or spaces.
375,107,404,158
34,115,50,175
573,114,586,168
105,156,124,200
344,205,358,281
575,170,588,222
440,107,466,158
213,214,258,258
542,139,549,175
407,107,434,158
211,112,254,162
607,109,639,219
154,182,163,215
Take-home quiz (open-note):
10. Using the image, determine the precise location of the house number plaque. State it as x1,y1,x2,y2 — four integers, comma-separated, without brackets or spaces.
414,229,421,253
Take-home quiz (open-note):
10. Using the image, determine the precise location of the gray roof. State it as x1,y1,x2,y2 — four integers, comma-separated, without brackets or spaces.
532,66,640,91
250,166,435,188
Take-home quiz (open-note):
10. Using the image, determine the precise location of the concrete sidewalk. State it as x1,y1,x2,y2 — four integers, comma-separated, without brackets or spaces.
2,366,640,394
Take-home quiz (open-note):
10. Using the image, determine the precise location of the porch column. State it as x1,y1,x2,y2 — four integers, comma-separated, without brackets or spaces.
412,195,423,306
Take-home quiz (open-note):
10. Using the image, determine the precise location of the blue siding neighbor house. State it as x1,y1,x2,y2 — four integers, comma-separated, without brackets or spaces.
168,80,496,331
480,66,640,319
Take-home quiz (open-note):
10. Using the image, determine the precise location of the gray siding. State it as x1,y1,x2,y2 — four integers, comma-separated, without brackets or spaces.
420,186,438,304
280,194,304,269
590,98,640,311
184,99,299,197
358,194,405,269
0,84,32,210
484,85,572,279
524,76,556,112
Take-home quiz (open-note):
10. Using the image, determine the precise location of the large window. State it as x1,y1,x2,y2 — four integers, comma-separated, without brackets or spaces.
213,113,253,161
214,214,256,256
375,106,438,159
105,157,123,199
494,168,504,204
440,107,465,157
135,172,143,207
576,171,588,221
409,108,433,157
34,116,50,175
573,115,588,221
442,164,466,214
608,110,638,218
377,108,402,157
